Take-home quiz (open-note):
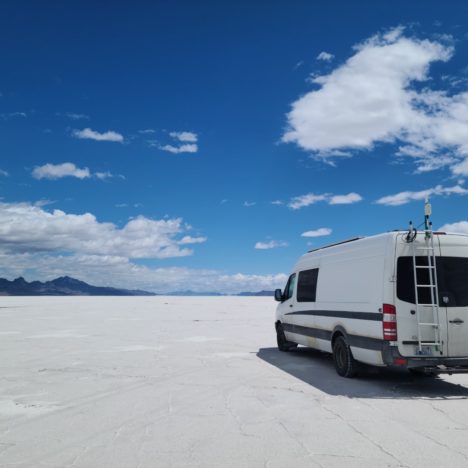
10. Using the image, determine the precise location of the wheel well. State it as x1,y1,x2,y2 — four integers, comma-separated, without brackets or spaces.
275,320,281,330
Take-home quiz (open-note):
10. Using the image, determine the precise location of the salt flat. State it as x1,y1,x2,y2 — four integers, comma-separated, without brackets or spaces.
1,297,468,468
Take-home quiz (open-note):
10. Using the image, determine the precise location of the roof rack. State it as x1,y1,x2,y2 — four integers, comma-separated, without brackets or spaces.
307,237,364,253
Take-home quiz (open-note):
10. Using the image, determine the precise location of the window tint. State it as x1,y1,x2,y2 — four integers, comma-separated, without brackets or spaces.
297,268,319,302
397,256,468,307
283,273,296,301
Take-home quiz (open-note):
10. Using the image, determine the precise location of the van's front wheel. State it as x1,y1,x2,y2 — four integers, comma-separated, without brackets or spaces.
333,336,357,377
276,323,297,352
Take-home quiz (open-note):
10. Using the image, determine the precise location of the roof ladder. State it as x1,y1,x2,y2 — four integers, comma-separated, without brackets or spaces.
410,207,441,354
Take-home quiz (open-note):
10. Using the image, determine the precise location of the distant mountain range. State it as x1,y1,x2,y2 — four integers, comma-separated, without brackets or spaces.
0,276,274,297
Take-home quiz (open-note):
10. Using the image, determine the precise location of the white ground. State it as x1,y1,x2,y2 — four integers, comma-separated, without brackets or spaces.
1,297,468,468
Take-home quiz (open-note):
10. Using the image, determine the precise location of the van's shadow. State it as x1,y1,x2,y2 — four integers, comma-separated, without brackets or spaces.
257,347,468,399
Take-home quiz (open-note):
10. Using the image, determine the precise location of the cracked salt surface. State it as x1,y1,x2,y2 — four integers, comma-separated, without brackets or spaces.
1,296,468,467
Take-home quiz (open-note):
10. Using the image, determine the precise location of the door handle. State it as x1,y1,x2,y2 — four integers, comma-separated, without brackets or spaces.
449,319,464,324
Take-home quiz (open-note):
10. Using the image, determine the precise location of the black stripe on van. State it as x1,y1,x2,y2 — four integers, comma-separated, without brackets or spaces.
285,310,383,321
283,323,383,351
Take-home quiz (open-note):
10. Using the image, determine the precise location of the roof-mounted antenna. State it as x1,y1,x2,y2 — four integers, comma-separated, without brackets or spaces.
424,197,432,240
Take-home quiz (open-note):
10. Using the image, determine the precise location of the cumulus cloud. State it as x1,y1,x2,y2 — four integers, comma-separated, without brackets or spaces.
316,51,334,61
0,201,284,293
255,240,288,250
72,128,124,143
0,202,208,259
376,184,468,206
288,192,362,209
438,220,468,234
283,27,468,174
301,228,332,238
32,163,90,180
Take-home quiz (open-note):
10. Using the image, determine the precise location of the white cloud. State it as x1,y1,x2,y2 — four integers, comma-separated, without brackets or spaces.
271,200,283,205
0,111,27,119
0,201,284,293
160,143,198,154
32,163,90,180
255,240,288,250
138,129,156,134
178,235,207,245
316,51,334,61
376,184,468,206
0,251,287,294
72,128,124,143
301,228,332,238
0,201,206,259
159,131,199,154
283,28,468,174
57,112,89,120
0,169,9,177
243,201,256,207
288,193,328,209
329,192,363,204
287,192,362,209
169,131,198,142
438,220,468,234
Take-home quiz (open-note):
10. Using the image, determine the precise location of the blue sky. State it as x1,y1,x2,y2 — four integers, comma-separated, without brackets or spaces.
2,1,468,292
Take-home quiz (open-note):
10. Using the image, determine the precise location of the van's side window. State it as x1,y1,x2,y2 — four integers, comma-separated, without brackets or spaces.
297,268,319,302
283,273,296,301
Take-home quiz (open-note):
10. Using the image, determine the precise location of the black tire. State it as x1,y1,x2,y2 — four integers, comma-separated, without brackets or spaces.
276,323,297,352
332,336,358,378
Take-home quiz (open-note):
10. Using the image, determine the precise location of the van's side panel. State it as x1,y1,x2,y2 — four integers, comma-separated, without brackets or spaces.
284,235,389,366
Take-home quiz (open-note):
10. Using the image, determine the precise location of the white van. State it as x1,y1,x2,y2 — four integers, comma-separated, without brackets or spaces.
274,230,468,377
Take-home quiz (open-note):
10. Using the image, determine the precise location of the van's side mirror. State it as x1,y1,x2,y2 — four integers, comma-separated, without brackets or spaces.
274,289,283,302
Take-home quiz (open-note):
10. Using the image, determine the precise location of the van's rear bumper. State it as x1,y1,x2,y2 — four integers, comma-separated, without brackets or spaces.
382,343,468,374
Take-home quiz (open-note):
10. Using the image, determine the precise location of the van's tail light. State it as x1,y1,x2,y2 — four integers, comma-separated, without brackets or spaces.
382,303,397,341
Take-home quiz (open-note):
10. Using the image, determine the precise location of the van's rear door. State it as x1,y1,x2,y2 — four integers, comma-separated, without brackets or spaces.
394,235,448,357
438,236,468,357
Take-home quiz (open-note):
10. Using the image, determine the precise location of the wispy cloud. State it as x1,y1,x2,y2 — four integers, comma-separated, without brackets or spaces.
271,200,284,206
0,111,27,119
169,131,198,143
138,129,156,134
243,201,256,207
316,51,334,61
376,184,468,206
438,220,468,234
159,131,199,154
255,240,288,250
288,192,362,209
32,163,90,180
57,112,89,120
0,169,9,177
301,228,332,238
160,143,198,154
72,127,124,143
32,163,122,181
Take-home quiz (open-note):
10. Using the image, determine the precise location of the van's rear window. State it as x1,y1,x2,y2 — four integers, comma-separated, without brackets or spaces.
397,256,468,307
297,268,318,302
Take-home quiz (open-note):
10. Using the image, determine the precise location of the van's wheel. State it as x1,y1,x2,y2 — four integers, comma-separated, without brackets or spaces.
333,336,357,377
276,323,297,352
